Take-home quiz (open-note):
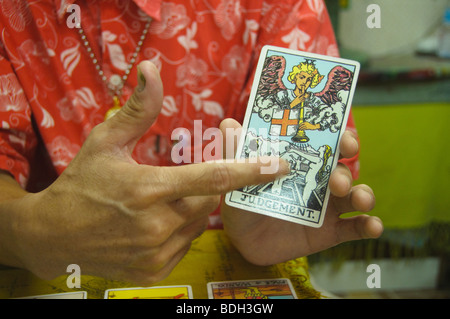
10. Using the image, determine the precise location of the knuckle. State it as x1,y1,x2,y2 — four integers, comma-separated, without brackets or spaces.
83,123,107,149
203,195,221,213
122,167,172,207
125,268,165,286
193,217,209,238
122,180,152,208
139,217,174,247
210,164,233,194
87,122,103,137
123,93,144,118
126,246,191,286
136,265,175,286
125,211,174,249
138,273,165,286
173,196,220,217
146,167,178,201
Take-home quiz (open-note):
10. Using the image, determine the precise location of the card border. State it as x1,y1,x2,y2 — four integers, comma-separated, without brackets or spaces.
16,291,88,299
225,45,360,228
207,278,297,299
104,285,194,299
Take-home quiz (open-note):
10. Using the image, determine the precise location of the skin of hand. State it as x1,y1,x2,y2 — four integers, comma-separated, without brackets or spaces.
0,61,289,285
219,118,383,266
298,121,320,131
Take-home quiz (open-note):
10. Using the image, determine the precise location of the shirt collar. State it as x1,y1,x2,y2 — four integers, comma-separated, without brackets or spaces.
55,0,162,22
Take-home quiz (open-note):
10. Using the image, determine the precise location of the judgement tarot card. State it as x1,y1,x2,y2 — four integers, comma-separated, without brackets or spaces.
225,45,360,228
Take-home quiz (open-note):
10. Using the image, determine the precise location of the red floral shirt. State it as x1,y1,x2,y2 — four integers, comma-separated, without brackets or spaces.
0,0,359,225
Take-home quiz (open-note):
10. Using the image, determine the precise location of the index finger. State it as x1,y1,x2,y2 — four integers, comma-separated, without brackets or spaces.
160,157,290,200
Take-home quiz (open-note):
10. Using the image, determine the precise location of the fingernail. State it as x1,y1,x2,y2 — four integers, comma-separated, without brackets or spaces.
352,136,359,153
348,131,359,153
370,216,384,237
137,66,146,92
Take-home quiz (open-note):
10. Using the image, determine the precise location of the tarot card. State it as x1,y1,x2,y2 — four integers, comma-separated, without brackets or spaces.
225,45,360,228
17,291,87,299
104,285,193,299
207,278,297,299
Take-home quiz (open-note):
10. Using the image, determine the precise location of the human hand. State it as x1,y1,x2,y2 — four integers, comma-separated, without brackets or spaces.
7,62,288,284
298,121,320,131
220,118,383,266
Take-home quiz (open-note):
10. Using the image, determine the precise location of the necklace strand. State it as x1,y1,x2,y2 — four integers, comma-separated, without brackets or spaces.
77,17,152,119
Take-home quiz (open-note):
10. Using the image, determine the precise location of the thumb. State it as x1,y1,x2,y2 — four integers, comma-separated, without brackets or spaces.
105,60,163,149
219,118,242,160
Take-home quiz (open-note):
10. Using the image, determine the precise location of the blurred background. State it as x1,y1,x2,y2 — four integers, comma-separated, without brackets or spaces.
309,0,450,298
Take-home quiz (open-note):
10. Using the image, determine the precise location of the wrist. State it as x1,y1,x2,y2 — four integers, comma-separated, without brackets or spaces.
0,194,34,269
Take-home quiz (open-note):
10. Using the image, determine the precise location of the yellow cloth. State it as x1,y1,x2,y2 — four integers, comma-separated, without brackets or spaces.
0,230,323,299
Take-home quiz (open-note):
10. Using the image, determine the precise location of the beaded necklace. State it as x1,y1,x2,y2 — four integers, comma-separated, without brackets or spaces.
77,16,152,120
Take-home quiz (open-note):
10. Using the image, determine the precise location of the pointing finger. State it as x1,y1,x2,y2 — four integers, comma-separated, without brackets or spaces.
158,157,290,200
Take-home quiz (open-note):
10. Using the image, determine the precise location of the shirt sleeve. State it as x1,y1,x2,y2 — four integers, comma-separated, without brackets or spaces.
0,46,37,188
229,0,360,179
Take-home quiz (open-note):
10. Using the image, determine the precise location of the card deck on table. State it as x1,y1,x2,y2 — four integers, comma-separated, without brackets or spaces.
207,278,297,299
104,285,193,299
225,45,360,228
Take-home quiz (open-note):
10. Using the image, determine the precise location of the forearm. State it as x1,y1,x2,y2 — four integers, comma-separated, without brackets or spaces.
0,170,28,201
0,171,30,269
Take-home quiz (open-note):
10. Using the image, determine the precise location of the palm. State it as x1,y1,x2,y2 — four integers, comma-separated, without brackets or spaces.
219,118,382,266
222,195,353,265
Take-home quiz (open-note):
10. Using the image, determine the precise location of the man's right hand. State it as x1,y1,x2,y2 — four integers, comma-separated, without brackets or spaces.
0,61,289,285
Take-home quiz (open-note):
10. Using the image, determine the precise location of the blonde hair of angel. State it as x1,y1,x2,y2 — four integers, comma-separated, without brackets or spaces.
287,61,323,89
